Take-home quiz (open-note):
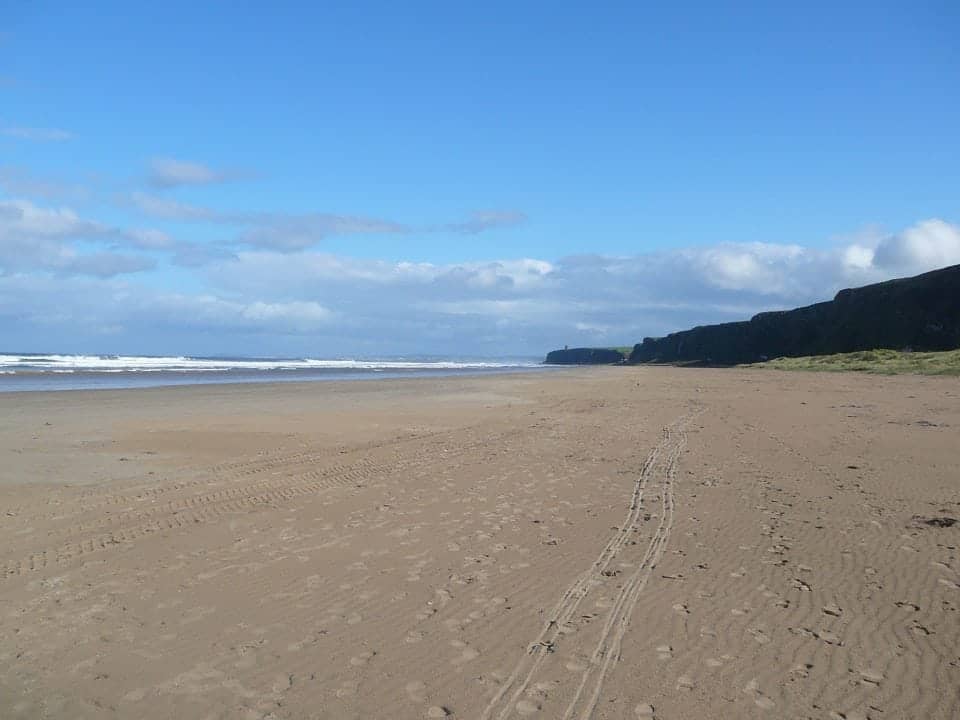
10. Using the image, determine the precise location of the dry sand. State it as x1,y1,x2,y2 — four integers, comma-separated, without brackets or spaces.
1,367,958,719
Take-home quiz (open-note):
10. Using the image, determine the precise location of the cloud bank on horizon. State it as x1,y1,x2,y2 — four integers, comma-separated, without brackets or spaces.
0,165,957,356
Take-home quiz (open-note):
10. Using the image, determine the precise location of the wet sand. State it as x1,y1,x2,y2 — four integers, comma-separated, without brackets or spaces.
1,367,958,719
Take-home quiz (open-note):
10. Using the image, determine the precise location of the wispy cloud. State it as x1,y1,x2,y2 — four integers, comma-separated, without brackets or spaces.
147,157,233,188
238,213,410,251
0,166,91,202
2,126,74,141
126,193,528,252
64,252,155,278
437,210,527,234
127,191,223,221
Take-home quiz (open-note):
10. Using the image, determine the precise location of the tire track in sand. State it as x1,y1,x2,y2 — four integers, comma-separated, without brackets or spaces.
480,409,698,720
1,425,533,580
563,416,690,720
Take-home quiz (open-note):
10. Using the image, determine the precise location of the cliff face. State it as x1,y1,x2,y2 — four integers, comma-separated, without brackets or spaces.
545,347,627,365
630,264,960,365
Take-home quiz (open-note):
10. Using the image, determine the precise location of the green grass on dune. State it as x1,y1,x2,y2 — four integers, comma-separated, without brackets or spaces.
746,348,960,376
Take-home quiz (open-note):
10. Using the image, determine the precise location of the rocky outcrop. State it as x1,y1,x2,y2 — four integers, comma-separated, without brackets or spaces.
545,347,627,365
629,264,960,365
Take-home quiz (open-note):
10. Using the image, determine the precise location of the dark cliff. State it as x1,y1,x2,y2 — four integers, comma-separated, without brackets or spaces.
545,347,627,365
629,264,960,365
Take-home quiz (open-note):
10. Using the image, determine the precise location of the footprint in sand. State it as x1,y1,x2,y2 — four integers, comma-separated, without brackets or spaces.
859,669,883,686
350,651,375,666
743,679,775,710
336,681,359,698
754,694,775,710
528,680,557,697
405,681,427,703
452,646,480,665
123,688,147,702
516,699,541,715
817,630,842,645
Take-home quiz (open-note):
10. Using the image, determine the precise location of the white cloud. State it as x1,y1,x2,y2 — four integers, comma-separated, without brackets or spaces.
842,244,875,270
0,199,159,277
198,218,959,352
0,198,106,238
241,300,332,325
873,219,960,274
2,126,74,141
1,210,957,355
130,294,333,334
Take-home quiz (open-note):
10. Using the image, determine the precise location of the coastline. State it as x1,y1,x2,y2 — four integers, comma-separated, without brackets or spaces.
0,362,552,394
1,367,957,718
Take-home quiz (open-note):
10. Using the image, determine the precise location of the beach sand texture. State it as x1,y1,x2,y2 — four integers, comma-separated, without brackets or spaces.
1,367,958,719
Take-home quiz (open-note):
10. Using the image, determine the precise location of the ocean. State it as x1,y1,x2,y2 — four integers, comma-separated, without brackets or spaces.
0,353,550,392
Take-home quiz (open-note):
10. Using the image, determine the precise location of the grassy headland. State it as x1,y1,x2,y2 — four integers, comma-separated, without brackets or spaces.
746,348,960,376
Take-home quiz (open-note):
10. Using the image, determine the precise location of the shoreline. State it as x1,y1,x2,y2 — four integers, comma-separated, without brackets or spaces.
0,364,558,396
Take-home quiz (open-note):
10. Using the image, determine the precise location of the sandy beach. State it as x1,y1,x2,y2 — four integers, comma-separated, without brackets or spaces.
1,367,957,720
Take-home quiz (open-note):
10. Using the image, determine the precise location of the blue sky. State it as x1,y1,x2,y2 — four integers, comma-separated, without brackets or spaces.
1,2,958,356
